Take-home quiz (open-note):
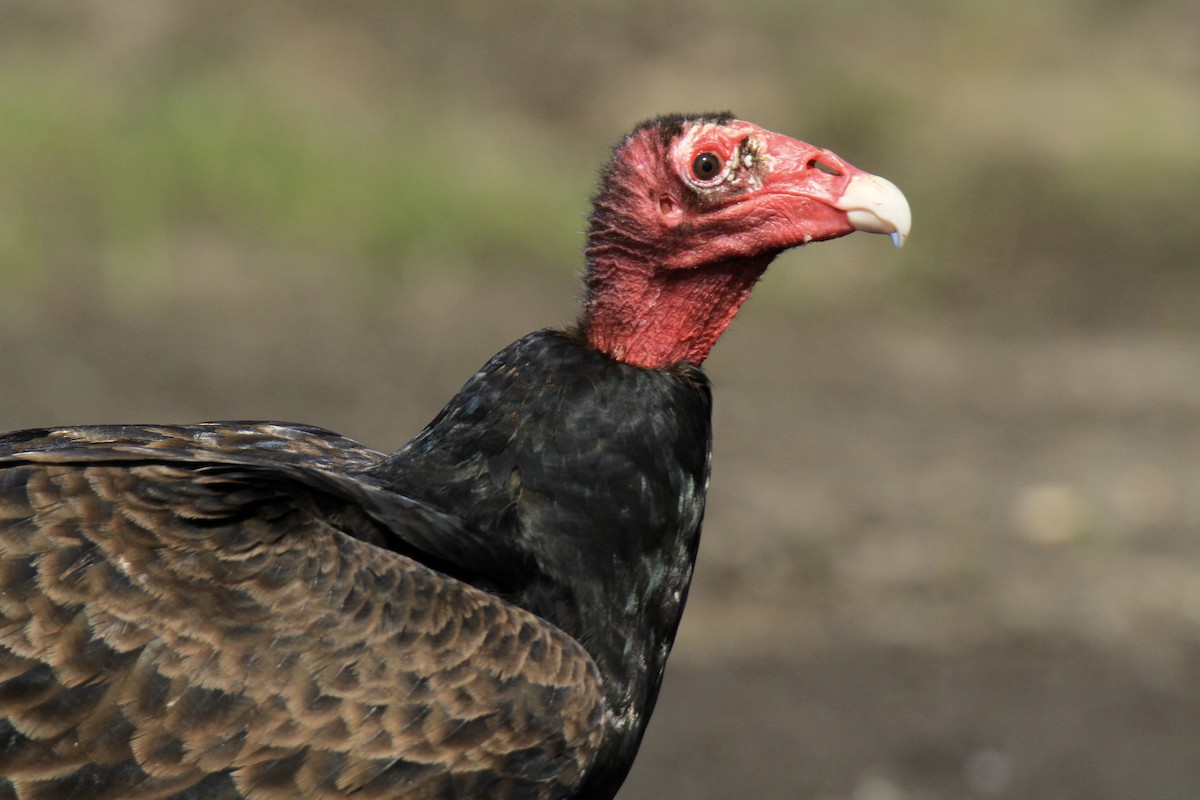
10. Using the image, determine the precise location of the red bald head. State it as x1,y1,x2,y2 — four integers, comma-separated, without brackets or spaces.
582,114,909,368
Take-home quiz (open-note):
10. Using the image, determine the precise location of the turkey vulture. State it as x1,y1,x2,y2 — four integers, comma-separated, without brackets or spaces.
0,113,909,799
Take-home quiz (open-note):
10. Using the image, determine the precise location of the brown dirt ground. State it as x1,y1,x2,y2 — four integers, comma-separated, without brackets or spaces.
3,267,1198,799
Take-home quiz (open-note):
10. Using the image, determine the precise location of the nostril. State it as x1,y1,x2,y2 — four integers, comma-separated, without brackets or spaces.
808,159,842,176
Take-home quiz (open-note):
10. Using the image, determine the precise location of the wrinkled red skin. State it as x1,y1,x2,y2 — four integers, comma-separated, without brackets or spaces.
583,119,871,369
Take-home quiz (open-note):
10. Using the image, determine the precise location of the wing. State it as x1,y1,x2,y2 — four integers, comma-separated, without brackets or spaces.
0,424,605,800
0,424,527,585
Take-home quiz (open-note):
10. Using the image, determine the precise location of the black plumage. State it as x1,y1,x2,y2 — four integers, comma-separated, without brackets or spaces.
0,114,909,799
0,330,704,800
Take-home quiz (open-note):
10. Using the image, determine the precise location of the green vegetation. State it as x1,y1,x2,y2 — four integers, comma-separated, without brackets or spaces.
0,1,1195,327
0,51,589,304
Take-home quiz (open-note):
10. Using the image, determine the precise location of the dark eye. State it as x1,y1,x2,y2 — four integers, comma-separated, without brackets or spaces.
692,152,722,181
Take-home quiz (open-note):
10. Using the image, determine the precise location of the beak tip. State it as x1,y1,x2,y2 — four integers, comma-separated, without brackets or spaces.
837,173,911,249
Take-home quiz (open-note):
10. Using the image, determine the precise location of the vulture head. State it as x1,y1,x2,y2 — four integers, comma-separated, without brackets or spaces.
582,113,910,368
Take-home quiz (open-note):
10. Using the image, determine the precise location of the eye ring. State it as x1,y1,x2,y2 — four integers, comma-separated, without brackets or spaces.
691,152,723,182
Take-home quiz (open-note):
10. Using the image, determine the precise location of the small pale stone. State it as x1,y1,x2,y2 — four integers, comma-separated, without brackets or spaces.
1011,482,1096,545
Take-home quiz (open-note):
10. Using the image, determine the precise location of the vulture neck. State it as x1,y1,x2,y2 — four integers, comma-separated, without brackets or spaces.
581,253,772,369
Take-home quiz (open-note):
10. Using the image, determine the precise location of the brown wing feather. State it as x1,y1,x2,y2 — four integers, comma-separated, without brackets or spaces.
1,424,521,582
0,447,605,799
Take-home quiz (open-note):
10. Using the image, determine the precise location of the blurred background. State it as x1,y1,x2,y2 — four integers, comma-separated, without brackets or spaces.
1,1,1198,797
